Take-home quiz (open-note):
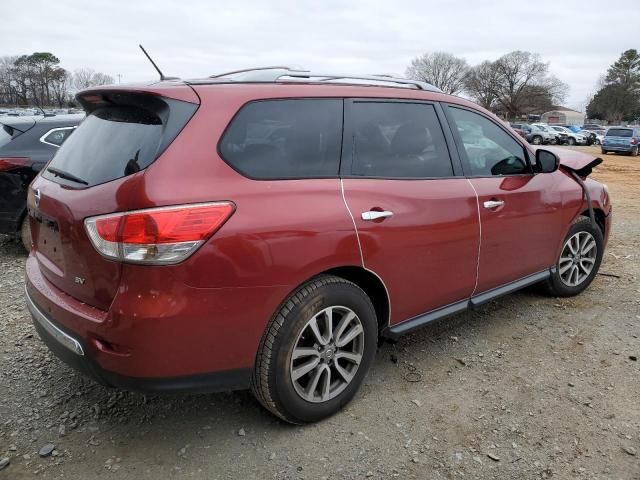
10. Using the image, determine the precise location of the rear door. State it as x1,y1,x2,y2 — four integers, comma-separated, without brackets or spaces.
28,90,198,310
443,104,566,293
341,99,479,324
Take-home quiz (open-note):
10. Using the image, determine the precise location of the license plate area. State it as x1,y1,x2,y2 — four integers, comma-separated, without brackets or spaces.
32,209,65,271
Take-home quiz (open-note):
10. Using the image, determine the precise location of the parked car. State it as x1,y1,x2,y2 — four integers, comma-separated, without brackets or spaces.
0,114,83,249
601,127,640,155
24,69,611,424
583,130,604,145
550,126,587,145
581,123,605,132
510,123,553,145
531,123,564,144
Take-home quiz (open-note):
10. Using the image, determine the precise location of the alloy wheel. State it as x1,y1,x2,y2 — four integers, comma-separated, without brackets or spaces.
290,306,364,403
558,231,597,287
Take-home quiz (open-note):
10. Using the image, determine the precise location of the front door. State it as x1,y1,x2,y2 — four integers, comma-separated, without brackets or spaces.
444,105,566,293
341,100,480,325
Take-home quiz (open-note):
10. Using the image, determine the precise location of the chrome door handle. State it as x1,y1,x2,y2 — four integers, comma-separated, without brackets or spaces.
483,200,504,209
361,210,394,221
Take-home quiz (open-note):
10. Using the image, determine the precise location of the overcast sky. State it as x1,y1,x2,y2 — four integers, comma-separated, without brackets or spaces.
3,0,638,110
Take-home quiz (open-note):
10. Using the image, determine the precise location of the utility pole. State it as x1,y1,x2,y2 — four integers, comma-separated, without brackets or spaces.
117,74,122,84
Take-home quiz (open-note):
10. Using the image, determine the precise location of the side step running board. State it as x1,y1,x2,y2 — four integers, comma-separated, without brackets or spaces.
382,269,553,340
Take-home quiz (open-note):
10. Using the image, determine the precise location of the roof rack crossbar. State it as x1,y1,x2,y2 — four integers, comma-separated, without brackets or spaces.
205,67,442,92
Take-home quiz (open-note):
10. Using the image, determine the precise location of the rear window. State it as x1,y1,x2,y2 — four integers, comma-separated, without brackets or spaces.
43,93,197,187
219,99,342,179
606,128,633,137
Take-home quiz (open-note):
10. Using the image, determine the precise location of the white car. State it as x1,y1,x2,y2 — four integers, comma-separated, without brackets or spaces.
550,126,587,145
532,124,563,144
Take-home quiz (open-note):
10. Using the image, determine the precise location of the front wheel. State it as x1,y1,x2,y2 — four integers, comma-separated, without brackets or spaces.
544,217,603,297
532,135,542,145
251,275,378,424
568,137,576,145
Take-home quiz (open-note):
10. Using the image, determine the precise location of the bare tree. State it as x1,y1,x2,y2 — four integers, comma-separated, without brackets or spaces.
73,69,114,91
492,51,568,118
406,52,469,95
73,68,95,90
91,72,114,86
464,61,501,110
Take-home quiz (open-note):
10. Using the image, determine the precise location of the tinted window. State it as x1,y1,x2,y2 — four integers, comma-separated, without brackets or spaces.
43,128,74,146
219,99,342,179
606,128,632,137
449,107,529,177
350,102,453,178
45,106,163,186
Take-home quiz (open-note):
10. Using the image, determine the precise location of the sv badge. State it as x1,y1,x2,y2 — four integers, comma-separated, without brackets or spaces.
74,276,86,285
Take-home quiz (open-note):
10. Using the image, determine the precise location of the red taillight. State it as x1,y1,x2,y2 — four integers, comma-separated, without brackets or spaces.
85,202,235,264
631,138,638,145
0,157,31,172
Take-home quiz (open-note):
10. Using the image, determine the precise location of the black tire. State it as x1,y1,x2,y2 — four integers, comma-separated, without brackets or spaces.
532,135,542,145
20,216,32,252
251,275,378,424
601,149,607,155
568,137,576,145
544,216,604,297
632,146,639,157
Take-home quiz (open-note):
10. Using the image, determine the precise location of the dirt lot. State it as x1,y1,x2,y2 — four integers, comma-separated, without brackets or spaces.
0,146,638,479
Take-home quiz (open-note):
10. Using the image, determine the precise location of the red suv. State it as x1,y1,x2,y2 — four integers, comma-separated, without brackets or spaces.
25,68,611,424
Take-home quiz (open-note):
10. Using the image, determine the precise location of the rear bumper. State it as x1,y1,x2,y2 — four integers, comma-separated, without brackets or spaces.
26,285,252,392
602,144,633,152
24,254,290,392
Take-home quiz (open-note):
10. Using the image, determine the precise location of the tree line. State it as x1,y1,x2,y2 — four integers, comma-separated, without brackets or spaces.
406,50,568,119
586,49,640,123
0,52,114,108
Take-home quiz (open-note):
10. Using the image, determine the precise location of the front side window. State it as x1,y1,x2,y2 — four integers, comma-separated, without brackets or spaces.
219,99,342,179
449,107,529,177
349,102,453,178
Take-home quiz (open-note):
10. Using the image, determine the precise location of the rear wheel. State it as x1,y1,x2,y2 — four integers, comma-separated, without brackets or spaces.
251,275,377,424
632,146,639,156
568,137,576,145
544,217,603,297
20,216,32,252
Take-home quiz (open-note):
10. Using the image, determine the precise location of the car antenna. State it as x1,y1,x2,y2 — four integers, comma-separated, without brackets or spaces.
138,44,179,81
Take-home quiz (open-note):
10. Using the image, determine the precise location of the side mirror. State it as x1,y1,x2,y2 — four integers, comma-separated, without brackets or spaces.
535,149,559,173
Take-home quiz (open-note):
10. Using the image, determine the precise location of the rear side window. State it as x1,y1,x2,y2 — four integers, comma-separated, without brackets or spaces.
219,99,342,179
44,93,197,187
606,128,632,137
349,102,453,178
41,127,75,146
449,107,529,177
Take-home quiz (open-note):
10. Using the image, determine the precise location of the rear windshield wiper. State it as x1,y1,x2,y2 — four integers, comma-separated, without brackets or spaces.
46,167,89,185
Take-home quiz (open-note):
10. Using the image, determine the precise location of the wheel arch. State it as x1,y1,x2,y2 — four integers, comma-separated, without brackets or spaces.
580,207,606,235
322,266,391,334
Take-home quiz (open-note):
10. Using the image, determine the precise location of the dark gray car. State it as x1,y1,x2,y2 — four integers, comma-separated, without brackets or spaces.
0,114,84,249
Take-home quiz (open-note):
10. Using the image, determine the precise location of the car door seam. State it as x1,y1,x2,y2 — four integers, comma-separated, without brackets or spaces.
466,178,482,296
340,178,365,267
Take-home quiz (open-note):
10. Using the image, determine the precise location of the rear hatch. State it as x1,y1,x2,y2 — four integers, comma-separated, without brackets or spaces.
604,128,635,147
28,87,198,310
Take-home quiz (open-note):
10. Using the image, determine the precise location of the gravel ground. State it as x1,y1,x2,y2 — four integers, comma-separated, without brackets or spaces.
0,146,638,479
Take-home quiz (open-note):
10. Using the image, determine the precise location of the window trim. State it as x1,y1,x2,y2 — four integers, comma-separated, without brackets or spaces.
39,126,77,147
442,103,535,178
216,97,345,181
340,98,464,181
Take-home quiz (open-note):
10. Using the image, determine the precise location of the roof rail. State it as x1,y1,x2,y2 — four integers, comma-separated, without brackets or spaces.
197,67,442,92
